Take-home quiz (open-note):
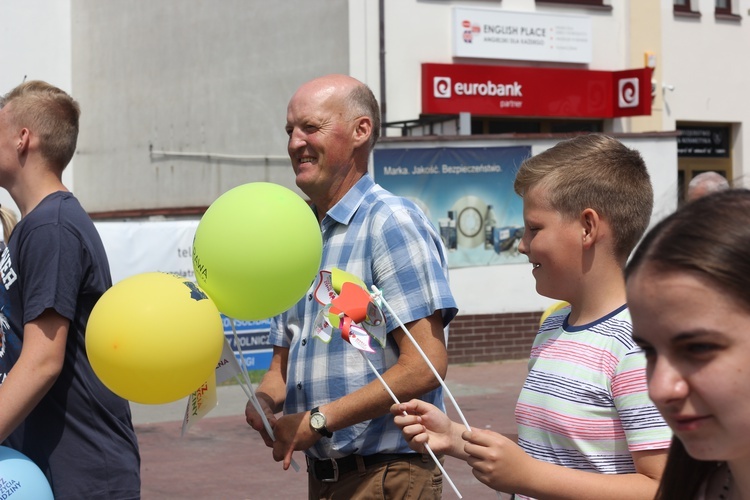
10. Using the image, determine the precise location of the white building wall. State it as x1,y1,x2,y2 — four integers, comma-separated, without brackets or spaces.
0,0,73,213
380,1,454,127
348,0,382,88
661,0,750,186
69,0,350,212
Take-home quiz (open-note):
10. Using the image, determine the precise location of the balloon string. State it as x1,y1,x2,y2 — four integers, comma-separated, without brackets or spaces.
357,351,462,498
230,318,300,472
370,286,471,432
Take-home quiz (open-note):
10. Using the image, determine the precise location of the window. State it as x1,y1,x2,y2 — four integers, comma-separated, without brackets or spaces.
715,0,733,15
674,0,693,13
674,0,700,16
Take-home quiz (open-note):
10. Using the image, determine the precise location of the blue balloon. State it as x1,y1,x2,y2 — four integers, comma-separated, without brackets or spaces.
0,446,54,500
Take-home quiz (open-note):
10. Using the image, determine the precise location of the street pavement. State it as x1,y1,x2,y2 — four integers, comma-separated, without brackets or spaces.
131,359,528,499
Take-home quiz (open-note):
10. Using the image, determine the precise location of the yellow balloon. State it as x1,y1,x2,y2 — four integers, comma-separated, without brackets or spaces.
86,272,224,404
539,301,570,327
192,182,323,320
331,267,367,294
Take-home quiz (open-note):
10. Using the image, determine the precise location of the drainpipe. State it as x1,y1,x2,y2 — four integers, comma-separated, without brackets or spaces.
379,0,386,137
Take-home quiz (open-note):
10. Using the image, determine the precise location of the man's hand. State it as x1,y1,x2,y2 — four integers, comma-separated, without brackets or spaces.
244,396,277,448
271,411,321,470
244,346,288,449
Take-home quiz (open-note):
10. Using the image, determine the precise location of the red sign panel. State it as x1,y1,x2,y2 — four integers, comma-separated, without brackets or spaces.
422,63,652,119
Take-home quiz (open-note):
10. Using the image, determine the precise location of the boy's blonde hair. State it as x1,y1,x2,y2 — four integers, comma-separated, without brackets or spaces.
514,134,653,261
0,80,80,170
0,205,17,244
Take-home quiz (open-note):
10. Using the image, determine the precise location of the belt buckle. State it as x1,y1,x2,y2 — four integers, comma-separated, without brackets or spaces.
308,457,339,483
321,458,339,483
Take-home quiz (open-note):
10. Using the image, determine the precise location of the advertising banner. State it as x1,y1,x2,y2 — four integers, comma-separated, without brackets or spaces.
222,317,273,371
677,126,730,157
453,7,592,64
373,146,530,268
423,63,653,119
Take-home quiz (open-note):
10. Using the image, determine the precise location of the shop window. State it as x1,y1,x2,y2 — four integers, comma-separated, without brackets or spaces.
677,170,685,203
679,169,730,206
676,123,733,206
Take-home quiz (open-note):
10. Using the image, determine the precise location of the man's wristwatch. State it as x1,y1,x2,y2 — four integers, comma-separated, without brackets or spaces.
309,407,333,438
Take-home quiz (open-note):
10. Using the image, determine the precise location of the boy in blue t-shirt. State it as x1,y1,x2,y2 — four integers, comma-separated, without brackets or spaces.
0,80,140,499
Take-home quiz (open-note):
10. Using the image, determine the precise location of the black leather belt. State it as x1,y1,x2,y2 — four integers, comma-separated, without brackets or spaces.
307,453,415,482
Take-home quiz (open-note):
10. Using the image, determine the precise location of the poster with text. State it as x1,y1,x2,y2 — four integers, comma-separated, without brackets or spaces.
373,146,530,268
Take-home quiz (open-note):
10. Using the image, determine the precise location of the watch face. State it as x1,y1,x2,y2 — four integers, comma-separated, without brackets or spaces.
311,413,326,429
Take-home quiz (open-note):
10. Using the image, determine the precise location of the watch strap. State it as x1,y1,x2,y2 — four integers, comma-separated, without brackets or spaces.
310,406,333,438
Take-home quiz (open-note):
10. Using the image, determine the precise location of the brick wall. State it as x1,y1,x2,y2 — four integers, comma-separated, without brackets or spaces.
447,312,541,364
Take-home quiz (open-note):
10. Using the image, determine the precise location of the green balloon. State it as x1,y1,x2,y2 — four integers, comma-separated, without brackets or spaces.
193,182,322,320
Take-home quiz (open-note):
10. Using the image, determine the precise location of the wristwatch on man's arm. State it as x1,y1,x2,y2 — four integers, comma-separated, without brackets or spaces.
309,407,333,438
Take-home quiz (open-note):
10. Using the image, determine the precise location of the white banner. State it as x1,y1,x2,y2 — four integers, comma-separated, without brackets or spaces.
94,220,199,284
453,8,592,64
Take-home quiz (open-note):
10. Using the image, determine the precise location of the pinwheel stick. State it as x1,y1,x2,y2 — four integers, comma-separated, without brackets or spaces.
230,319,301,472
370,289,505,500
370,286,471,432
357,351,462,499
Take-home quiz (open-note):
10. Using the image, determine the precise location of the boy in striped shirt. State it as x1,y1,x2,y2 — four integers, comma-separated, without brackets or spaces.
393,134,671,499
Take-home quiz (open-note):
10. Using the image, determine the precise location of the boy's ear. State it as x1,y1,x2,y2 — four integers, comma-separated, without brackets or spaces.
17,128,30,155
580,208,600,249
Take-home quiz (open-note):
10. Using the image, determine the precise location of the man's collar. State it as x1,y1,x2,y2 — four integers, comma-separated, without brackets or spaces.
324,175,374,226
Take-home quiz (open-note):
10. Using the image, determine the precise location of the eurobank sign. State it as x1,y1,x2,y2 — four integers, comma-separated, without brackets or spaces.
422,63,653,119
